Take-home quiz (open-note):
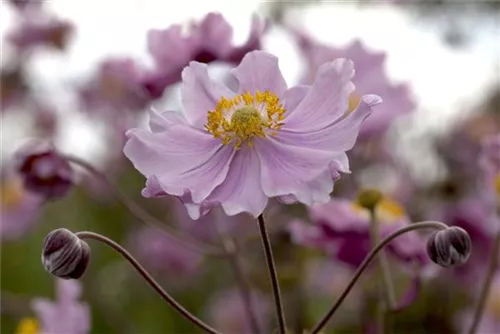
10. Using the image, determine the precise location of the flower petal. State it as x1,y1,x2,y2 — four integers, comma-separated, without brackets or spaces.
181,61,235,129
278,94,381,152
147,25,193,69
149,108,186,133
124,124,234,202
255,137,335,202
207,147,268,217
285,58,354,132
231,50,287,96
282,85,309,117
197,12,234,58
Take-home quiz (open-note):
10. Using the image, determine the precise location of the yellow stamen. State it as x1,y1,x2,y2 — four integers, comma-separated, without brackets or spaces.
15,317,39,334
205,90,286,148
375,198,407,225
348,94,361,113
1,178,24,209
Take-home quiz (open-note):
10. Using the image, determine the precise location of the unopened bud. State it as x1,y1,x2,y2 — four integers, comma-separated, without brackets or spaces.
42,228,90,279
356,188,383,212
426,226,471,268
14,139,74,200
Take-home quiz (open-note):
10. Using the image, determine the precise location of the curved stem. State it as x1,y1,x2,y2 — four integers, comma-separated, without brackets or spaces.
75,231,222,334
467,225,500,334
213,218,261,334
257,214,286,334
64,155,221,256
310,221,448,334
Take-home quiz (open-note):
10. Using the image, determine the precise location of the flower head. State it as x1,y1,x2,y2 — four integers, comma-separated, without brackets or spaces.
142,12,266,96
426,226,471,268
125,50,381,219
42,228,91,279
14,139,74,200
289,197,428,268
295,33,414,139
31,279,91,334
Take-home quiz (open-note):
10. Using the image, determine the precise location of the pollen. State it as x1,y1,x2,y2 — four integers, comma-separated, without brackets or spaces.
15,317,39,334
1,178,24,209
375,198,406,224
205,90,286,148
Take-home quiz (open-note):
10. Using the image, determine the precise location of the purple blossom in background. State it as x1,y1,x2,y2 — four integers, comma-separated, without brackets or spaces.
294,32,415,140
124,50,381,219
0,173,42,240
142,12,267,98
79,58,152,115
31,278,91,334
205,288,270,334
289,197,429,268
7,16,74,53
129,226,203,280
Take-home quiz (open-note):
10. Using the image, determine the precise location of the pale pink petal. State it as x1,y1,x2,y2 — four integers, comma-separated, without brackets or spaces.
149,108,186,133
285,58,354,132
197,13,234,57
141,175,168,198
124,124,234,202
147,25,193,68
207,147,267,217
278,94,381,151
282,85,309,117
255,137,335,202
231,50,287,96
181,62,235,129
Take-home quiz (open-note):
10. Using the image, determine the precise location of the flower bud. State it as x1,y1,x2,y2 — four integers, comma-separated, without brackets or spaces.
14,139,74,200
426,226,471,268
42,228,90,279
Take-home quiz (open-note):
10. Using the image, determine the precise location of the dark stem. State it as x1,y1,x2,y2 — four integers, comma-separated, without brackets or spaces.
64,155,221,256
75,231,222,334
257,214,286,334
467,225,500,334
310,221,448,334
212,218,261,333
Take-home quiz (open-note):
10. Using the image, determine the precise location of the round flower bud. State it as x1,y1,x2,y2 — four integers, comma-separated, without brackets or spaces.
14,139,74,200
426,226,472,268
356,188,383,212
42,228,90,279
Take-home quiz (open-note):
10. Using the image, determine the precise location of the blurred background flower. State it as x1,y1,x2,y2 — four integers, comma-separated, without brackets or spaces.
1,0,499,333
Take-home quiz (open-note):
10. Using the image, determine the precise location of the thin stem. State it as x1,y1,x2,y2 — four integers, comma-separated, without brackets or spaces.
212,218,261,334
467,225,500,334
64,155,221,256
257,214,286,334
75,231,222,334
310,221,448,334
368,210,396,333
